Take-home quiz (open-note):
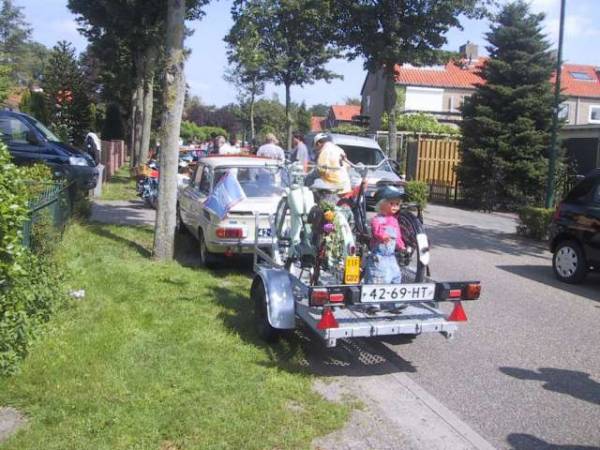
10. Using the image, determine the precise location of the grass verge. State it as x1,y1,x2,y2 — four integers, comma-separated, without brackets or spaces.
0,224,348,449
100,166,137,201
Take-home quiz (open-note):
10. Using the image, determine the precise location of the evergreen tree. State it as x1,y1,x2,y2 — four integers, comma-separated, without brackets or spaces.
296,101,311,134
458,1,556,210
0,0,31,84
43,41,91,145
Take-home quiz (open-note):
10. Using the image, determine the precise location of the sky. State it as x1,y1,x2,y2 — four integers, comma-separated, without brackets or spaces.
16,0,600,108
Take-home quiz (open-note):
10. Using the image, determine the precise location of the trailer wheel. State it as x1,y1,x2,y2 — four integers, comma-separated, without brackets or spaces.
251,279,280,343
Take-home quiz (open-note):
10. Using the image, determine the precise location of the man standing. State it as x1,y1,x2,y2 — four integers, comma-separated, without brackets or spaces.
291,133,310,168
215,135,237,155
256,133,285,161
310,132,351,193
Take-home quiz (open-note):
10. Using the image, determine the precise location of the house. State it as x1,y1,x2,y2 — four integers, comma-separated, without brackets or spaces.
310,116,325,132
324,104,362,129
361,42,600,133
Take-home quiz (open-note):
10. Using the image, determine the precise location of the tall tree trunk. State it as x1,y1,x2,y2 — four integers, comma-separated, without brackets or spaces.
384,68,398,161
129,87,138,166
140,45,158,164
285,82,292,151
132,54,144,166
153,0,186,261
249,89,255,142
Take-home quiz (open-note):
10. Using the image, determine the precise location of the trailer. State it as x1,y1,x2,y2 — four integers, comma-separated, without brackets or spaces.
250,214,481,348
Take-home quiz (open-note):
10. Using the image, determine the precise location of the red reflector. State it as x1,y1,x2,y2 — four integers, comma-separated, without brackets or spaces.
311,289,329,306
329,293,345,303
448,289,462,299
317,307,339,329
216,228,244,238
448,301,468,322
462,283,481,300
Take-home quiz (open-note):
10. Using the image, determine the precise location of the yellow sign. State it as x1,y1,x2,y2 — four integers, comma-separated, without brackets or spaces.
344,255,361,284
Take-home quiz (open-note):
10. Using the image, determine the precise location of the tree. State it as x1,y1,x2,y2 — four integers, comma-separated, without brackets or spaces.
296,101,311,134
309,103,329,117
101,102,125,140
0,0,31,84
230,0,340,150
43,41,91,145
335,0,488,160
457,1,556,210
0,63,9,103
344,96,361,106
153,0,187,261
224,14,266,142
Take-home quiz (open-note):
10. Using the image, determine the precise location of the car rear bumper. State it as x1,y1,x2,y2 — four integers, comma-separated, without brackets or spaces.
206,238,273,255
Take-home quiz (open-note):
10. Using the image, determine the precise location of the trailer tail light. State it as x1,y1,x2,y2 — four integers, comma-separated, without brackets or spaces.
216,227,244,239
448,289,462,299
447,301,468,322
329,293,345,303
462,283,481,300
317,307,339,329
310,288,329,306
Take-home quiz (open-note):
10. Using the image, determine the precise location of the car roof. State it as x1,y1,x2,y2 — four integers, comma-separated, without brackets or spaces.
199,155,283,168
304,132,382,150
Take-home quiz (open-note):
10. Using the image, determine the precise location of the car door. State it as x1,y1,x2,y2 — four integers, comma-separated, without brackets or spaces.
583,181,600,263
180,164,212,238
0,116,50,166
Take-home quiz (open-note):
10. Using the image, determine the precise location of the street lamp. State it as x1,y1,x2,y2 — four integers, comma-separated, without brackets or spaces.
545,0,566,208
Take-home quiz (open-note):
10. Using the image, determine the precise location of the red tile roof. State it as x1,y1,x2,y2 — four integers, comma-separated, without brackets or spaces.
394,60,600,98
394,60,485,90
310,116,325,132
331,104,361,121
557,64,600,98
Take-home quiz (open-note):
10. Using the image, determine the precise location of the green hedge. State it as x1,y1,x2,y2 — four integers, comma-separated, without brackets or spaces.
405,180,429,209
0,144,66,375
517,206,554,240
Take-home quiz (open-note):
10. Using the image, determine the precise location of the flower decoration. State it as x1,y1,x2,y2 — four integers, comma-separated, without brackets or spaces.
323,210,335,223
323,222,335,234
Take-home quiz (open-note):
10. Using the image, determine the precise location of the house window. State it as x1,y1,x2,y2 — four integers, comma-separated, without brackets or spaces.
570,71,593,81
590,105,600,123
558,103,570,122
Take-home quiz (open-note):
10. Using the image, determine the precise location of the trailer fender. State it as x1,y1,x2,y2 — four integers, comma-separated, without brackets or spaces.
253,268,296,330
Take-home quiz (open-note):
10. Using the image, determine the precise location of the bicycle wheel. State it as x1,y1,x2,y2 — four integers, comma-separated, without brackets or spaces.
397,210,428,282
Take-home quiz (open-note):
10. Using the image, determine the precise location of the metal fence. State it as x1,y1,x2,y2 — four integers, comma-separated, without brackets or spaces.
22,181,73,249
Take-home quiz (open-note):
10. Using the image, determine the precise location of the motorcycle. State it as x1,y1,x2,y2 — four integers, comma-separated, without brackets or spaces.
137,160,159,209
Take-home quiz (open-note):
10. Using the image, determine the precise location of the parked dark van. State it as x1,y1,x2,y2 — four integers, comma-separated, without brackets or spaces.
0,110,98,189
549,168,600,283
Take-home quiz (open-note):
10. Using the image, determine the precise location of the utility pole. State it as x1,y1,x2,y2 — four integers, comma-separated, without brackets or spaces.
545,0,566,208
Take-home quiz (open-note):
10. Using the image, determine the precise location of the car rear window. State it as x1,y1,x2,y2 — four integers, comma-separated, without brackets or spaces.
214,167,285,198
565,176,600,203
337,145,392,172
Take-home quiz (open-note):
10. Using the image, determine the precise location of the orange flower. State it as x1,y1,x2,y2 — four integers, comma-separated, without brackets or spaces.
323,210,335,222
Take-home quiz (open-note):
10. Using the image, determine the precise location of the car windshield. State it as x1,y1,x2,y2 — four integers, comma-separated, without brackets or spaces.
22,115,61,142
338,144,393,172
214,166,285,198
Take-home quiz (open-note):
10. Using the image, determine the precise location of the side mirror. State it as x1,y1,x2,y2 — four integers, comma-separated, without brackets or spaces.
388,159,401,174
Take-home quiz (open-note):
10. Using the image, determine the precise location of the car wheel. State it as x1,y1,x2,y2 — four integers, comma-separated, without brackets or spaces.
251,278,280,343
198,229,217,268
553,240,587,284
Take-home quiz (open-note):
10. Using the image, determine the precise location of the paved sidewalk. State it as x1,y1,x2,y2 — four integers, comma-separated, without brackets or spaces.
90,200,155,227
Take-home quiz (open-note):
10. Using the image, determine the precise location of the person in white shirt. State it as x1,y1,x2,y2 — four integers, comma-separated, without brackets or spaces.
215,135,237,155
291,133,310,168
256,133,285,161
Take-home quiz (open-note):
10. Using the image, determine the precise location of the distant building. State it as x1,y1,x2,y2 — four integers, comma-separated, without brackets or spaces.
310,116,325,132
324,105,362,129
360,42,600,133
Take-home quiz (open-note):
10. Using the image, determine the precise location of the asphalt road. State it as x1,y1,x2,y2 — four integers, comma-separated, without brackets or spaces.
379,204,600,450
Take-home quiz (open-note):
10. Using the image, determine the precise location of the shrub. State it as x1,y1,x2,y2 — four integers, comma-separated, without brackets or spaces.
405,180,428,209
0,144,66,375
517,206,554,240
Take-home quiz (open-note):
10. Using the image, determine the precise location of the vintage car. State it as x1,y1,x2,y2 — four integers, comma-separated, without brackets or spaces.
177,155,286,266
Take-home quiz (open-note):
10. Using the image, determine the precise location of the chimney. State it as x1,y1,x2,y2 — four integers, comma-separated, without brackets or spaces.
459,41,478,61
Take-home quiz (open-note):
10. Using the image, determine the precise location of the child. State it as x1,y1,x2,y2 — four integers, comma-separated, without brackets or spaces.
364,186,406,285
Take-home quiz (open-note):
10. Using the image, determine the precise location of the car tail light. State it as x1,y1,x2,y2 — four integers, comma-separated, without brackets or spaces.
552,203,562,220
448,289,462,299
216,227,244,238
462,283,481,300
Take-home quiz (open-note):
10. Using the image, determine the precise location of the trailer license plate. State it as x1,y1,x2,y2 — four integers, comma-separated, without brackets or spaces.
257,228,272,238
361,283,436,303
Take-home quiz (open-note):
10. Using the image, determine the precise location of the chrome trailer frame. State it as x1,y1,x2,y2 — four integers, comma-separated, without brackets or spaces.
252,214,461,348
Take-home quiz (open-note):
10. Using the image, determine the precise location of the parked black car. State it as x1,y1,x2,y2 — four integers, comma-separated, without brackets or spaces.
0,110,98,190
549,169,600,283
